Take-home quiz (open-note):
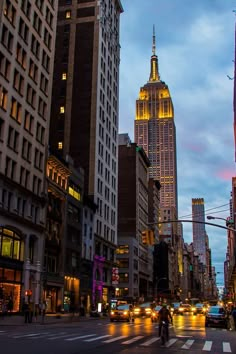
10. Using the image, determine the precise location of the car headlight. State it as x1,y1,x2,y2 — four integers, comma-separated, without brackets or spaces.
123,311,127,315
110,311,114,315
179,308,183,311
191,307,196,311
145,308,151,313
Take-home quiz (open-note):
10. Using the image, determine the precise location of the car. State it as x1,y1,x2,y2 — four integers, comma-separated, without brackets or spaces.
195,303,207,315
150,305,162,322
110,304,133,322
177,303,197,315
134,302,154,317
170,302,181,315
205,306,228,328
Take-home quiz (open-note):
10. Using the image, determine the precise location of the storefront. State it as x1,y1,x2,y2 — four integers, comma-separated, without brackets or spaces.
0,227,24,312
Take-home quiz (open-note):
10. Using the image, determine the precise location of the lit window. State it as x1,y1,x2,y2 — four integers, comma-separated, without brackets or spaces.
65,10,71,19
58,141,63,150
62,73,67,80
60,106,65,114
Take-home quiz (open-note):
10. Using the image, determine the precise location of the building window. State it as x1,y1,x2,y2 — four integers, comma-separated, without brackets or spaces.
60,106,65,114
58,141,63,150
65,10,71,19
62,72,67,80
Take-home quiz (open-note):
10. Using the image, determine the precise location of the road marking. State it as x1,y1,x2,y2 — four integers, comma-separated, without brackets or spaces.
49,333,80,340
32,332,67,339
223,342,232,353
65,334,97,341
202,341,212,351
13,332,49,338
122,336,144,344
84,335,112,342
141,337,160,346
103,335,128,343
165,338,178,347
181,339,194,349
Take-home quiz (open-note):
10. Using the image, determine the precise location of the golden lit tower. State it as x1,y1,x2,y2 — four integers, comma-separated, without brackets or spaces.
134,27,178,214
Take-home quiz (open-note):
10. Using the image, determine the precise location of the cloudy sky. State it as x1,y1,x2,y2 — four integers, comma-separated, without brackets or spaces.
119,0,236,286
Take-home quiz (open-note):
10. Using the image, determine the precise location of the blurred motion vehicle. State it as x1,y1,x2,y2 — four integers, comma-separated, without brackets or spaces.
177,303,197,315
110,304,133,322
151,305,162,322
135,302,153,317
170,302,181,315
195,303,207,314
205,306,228,328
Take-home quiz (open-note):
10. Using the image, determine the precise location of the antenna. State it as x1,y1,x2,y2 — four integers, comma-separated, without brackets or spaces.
152,25,156,56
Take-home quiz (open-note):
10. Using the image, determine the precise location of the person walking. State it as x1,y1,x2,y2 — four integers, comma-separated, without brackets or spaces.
158,303,173,341
23,302,30,323
231,306,236,330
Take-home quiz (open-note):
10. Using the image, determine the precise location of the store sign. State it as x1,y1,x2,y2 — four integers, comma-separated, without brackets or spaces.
112,267,119,285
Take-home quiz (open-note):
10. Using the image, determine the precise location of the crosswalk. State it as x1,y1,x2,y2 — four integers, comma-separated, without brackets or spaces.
0,330,233,352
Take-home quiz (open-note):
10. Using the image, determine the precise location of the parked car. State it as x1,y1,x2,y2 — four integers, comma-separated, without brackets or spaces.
151,305,162,322
205,306,228,328
195,303,207,315
177,303,197,315
110,304,133,322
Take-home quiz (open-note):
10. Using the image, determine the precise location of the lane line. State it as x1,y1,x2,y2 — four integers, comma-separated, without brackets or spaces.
202,341,212,351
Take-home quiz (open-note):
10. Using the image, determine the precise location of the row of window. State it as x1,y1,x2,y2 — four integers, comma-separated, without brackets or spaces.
0,84,47,121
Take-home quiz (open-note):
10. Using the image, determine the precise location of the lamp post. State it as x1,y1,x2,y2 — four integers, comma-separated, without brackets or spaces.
207,215,234,227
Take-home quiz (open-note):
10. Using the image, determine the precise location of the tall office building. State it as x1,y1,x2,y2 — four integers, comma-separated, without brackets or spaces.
49,0,123,303
192,198,207,265
134,28,178,216
0,0,57,310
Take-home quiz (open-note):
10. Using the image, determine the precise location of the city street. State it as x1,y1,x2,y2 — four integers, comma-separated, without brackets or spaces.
0,314,235,354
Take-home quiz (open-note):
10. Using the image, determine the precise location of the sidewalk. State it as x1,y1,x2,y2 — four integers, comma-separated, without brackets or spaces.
0,313,105,326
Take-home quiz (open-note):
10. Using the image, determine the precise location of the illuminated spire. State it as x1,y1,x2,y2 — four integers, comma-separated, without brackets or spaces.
149,25,160,82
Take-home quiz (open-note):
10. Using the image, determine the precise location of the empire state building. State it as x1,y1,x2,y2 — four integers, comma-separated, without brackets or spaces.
134,28,178,219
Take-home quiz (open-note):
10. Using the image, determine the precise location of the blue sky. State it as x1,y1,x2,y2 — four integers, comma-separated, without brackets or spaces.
119,0,236,286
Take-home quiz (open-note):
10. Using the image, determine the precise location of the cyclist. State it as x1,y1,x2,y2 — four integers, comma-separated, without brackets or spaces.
158,303,173,341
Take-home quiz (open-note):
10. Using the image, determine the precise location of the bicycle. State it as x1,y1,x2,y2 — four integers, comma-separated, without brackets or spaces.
160,320,168,345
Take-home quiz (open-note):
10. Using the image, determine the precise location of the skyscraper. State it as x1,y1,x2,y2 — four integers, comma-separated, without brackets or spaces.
49,0,123,303
134,27,178,216
192,198,207,265
0,0,57,310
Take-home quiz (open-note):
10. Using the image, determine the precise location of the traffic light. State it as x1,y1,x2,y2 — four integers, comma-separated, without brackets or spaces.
148,230,155,246
142,230,155,245
142,230,148,245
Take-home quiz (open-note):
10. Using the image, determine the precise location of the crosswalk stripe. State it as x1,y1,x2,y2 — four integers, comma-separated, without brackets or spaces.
122,336,144,344
103,335,128,343
141,337,160,346
32,332,67,339
202,341,212,351
13,332,49,338
181,339,194,349
49,333,79,340
165,338,178,347
65,334,97,342
223,342,232,353
84,335,112,342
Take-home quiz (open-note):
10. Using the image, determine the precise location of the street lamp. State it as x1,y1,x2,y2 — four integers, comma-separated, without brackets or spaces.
207,215,234,227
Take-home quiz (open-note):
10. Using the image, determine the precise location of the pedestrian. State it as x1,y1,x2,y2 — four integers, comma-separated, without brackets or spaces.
8,298,13,315
231,307,236,330
23,302,30,323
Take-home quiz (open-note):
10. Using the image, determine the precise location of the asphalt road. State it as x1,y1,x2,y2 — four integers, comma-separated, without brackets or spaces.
0,314,235,354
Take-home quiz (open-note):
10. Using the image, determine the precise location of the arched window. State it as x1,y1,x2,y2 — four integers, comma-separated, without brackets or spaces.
0,227,24,261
